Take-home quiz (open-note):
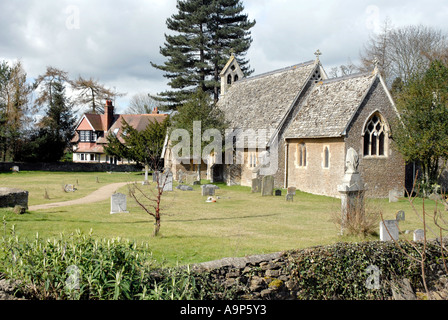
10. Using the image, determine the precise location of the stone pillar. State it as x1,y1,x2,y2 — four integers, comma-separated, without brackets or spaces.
337,148,365,235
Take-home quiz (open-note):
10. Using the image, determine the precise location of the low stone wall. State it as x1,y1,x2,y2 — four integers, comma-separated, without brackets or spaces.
0,162,142,173
0,188,29,210
191,240,448,300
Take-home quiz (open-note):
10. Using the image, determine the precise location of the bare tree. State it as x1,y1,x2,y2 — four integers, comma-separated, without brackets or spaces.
359,20,448,86
33,66,71,111
72,76,126,114
125,93,158,114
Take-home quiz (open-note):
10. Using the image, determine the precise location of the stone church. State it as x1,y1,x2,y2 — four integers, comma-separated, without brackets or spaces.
164,52,406,198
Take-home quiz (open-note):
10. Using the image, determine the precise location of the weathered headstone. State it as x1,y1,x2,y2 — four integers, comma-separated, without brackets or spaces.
202,185,216,196
389,189,401,203
160,172,173,192
396,210,405,222
275,190,282,197
110,193,128,214
413,229,425,242
185,174,197,185
176,185,193,191
287,187,296,196
380,220,399,241
261,176,274,196
251,178,261,193
64,184,77,192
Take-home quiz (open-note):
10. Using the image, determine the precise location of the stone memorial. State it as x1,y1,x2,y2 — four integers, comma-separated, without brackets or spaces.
177,185,193,191
160,172,173,192
261,176,274,197
12,166,19,173
380,220,399,241
251,178,261,193
337,148,364,234
110,193,129,214
202,185,216,196
64,184,77,192
413,229,425,242
275,190,282,196
389,189,401,203
287,187,296,195
286,194,294,202
396,210,405,222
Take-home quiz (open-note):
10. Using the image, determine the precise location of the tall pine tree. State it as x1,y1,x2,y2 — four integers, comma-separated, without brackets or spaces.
151,0,255,108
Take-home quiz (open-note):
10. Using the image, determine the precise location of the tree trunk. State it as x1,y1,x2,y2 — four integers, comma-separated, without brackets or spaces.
153,218,161,237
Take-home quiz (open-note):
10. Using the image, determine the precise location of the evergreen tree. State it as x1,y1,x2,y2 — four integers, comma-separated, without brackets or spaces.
151,0,255,108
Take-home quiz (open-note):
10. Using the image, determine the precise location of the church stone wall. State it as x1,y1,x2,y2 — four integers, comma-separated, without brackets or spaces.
285,138,346,198
344,78,406,198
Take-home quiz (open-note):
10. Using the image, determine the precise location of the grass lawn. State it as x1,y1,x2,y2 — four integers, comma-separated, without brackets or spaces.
1,171,446,267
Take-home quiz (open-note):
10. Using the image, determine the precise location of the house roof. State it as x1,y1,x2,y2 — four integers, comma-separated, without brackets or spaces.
284,71,378,139
106,114,168,143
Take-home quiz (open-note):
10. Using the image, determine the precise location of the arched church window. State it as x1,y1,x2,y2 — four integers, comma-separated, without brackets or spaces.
227,74,232,85
234,75,239,82
363,114,387,157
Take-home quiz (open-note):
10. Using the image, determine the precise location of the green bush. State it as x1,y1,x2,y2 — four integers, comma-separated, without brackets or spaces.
286,241,445,300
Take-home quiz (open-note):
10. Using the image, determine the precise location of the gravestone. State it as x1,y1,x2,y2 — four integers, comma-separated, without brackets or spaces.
110,193,129,214
177,185,193,191
287,187,296,195
251,178,261,193
389,189,401,203
413,229,425,241
160,172,173,192
396,210,405,222
202,185,216,196
64,184,77,192
261,176,274,196
275,190,282,197
286,194,294,202
185,174,197,185
380,220,399,241
12,166,19,173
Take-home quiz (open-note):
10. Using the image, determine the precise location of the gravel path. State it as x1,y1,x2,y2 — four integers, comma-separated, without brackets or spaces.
29,182,130,211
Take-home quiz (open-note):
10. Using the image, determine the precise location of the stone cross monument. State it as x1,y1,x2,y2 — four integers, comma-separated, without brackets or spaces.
337,148,365,234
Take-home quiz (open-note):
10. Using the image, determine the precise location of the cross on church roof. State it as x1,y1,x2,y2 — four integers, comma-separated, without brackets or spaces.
314,49,322,61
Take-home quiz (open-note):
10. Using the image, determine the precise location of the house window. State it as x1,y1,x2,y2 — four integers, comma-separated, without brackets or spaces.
79,131,97,142
363,114,387,157
297,143,307,167
323,146,330,168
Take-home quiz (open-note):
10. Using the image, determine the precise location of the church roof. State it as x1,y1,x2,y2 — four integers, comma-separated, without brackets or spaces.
217,60,317,134
284,71,377,139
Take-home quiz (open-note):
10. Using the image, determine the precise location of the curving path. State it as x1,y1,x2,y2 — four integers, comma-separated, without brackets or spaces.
29,182,130,211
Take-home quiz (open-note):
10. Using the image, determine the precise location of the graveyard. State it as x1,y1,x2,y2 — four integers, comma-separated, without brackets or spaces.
0,170,442,266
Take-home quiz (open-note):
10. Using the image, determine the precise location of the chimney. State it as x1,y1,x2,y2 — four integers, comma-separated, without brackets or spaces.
152,107,159,114
105,100,114,130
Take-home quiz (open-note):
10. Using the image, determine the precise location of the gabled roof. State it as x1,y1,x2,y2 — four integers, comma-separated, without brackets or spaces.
74,113,111,132
217,60,318,133
284,71,378,139
105,114,168,143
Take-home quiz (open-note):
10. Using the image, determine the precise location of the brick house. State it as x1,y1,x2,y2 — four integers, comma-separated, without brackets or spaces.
163,52,406,198
72,100,168,164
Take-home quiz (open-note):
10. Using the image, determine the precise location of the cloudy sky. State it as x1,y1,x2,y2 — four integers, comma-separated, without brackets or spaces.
1,0,447,114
